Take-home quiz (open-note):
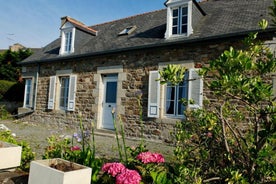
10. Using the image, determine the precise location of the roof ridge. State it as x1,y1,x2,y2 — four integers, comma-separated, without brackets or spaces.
90,8,166,28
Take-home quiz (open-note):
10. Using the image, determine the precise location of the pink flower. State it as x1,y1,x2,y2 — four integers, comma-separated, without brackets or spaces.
70,145,81,151
116,169,141,184
101,162,126,177
136,152,165,164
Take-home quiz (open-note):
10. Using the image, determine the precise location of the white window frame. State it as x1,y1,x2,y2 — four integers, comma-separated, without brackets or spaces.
165,0,193,39
164,72,189,117
48,73,77,111
59,22,75,55
23,78,34,108
147,68,203,119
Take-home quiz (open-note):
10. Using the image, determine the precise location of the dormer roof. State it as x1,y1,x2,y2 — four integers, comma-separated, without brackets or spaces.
22,0,275,64
61,16,97,36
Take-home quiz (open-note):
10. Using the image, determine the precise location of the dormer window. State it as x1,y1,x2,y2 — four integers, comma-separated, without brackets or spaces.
165,0,194,39
172,6,188,35
60,25,75,55
59,16,97,55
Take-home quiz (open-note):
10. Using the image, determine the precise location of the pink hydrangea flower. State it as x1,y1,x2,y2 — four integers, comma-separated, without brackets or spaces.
116,169,141,184
101,162,126,177
136,151,165,164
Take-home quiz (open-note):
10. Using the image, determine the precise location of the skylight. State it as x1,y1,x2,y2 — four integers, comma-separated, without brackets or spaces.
118,26,137,36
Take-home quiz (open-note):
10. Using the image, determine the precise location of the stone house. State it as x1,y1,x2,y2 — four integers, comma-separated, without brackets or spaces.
19,0,276,141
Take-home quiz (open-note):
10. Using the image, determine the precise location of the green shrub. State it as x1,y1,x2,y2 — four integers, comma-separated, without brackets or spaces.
0,80,16,101
0,130,35,171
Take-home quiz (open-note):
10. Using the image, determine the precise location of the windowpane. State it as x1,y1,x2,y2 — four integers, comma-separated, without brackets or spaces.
166,86,175,115
60,77,69,109
172,27,178,34
105,82,117,103
182,16,188,24
25,79,32,106
173,9,178,17
182,7,188,15
181,25,188,34
165,73,188,116
64,31,72,53
173,18,178,26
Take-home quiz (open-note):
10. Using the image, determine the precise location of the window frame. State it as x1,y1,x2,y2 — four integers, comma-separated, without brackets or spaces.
165,0,193,39
164,73,189,118
59,76,70,110
147,67,203,119
48,73,77,111
171,6,188,35
59,24,75,55
23,78,33,108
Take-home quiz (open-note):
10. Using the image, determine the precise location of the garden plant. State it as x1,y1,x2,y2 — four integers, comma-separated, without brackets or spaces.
158,20,275,183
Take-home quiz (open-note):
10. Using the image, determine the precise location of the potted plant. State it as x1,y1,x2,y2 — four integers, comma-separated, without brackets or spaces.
28,158,92,184
0,140,22,170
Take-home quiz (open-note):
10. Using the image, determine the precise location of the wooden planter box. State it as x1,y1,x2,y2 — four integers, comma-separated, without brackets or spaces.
0,141,22,170
28,158,92,184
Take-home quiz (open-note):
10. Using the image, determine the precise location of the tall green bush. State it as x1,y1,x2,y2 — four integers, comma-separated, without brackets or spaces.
160,22,276,183
0,80,16,100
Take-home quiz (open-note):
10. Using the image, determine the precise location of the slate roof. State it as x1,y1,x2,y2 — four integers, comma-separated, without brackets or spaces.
22,0,275,64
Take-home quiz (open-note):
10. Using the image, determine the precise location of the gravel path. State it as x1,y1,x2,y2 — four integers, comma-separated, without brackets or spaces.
0,119,175,161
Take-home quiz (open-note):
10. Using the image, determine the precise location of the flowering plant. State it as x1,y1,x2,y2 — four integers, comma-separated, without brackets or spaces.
101,162,141,184
136,151,165,164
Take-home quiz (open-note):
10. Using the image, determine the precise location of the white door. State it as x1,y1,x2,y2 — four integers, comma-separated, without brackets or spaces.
101,75,118,129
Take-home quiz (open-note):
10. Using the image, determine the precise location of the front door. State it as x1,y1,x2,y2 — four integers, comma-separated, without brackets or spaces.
101,74,118,129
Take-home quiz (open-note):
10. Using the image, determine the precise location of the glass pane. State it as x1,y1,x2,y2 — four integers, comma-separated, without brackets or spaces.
182,25,187,34
173,18,178,26
25,79,32,106
173,9,178,17
60,77,69,109
166,86,175,114
177,101,185,115
172,27,178,34
182,7,188,15
105,82,117,103
182,16,188,24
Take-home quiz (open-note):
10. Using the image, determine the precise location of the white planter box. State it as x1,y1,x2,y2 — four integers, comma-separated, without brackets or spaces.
0,141,22,170
28,158,92,184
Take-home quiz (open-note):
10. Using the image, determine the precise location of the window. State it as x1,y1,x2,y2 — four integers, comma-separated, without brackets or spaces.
172,7,188,35
118,26,137,36
64,31,72,53
165,74,188,116
59,27,75,55
165,0,193,39
48,75,77,111
148,69,203,118
23,78,32,108
59,77,70,110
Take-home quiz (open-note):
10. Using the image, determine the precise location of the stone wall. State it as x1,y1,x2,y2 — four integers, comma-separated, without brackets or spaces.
20,34,275,142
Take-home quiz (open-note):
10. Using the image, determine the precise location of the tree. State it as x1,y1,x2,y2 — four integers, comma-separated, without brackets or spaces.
0,49,32,82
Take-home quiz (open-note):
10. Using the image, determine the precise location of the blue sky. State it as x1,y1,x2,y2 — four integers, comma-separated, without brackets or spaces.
0,0,167,49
